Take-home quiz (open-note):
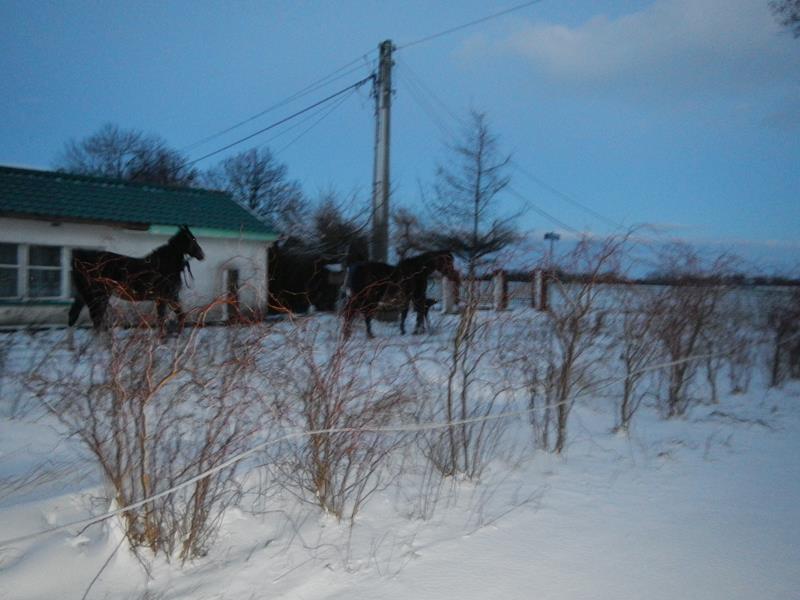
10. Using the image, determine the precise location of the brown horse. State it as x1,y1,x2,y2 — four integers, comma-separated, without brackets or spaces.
68,225,205,330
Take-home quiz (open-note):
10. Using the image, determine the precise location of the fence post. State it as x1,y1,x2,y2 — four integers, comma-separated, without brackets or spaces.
442,276,457,313
533,268,549,311
493,270,508,311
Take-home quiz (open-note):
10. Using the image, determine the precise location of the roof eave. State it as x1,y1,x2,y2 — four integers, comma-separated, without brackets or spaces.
148,224,277,242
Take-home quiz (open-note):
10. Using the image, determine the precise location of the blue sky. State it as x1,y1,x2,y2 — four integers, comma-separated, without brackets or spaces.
1,0,798,273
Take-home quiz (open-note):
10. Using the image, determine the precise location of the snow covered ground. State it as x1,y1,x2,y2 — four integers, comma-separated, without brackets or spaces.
0,312,798,599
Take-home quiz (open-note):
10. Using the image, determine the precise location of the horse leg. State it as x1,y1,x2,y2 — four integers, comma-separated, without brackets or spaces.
399,303,408,335
342,313,352,339
412,297,425,334
68,296,85,327
340,297,357,339
364,311,375,339
169,300,186,332
155,299,170,336
66,297,85,351
87,294,108,330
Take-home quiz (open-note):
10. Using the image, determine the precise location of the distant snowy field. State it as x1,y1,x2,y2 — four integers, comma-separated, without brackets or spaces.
0,310,798,600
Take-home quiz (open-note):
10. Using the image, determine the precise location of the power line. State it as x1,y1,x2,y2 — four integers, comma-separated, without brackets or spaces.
180,53,376,153
183,74,374,168
276,87,359,155
397,57,465,130
396,68,457,141
394,58,584,239
510,161,628,232
397,0,543,51
507,186,583,236
238,84,362,153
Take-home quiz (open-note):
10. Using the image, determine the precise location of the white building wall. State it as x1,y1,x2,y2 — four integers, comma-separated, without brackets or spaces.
0,217,270,327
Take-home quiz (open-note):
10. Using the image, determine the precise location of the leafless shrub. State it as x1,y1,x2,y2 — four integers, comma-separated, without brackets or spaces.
723,292,761,394
537,236,624,452
270,322,412,521
25,304,271,562
651,246,734,417
613,285,662,432
700,290,759,402
512,318,551,447
765,289,800,386
421,286,515,478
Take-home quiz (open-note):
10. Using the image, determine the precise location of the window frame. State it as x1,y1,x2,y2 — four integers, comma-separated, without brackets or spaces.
0,243,74,302
0,242,20,300
27,245,64,299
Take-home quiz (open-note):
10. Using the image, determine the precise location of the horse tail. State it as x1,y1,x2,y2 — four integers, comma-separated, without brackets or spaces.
67,253,88,327
344,264,356,298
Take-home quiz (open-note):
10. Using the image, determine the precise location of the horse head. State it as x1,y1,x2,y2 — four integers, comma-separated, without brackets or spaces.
175,225,205,261
434,251,460,285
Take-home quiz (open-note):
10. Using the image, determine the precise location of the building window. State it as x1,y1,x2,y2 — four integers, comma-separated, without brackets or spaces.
0,243,68,301
0,243,19,298
28,245,63,298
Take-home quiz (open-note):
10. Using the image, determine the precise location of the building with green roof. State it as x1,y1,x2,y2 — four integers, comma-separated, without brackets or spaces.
0,165,278,326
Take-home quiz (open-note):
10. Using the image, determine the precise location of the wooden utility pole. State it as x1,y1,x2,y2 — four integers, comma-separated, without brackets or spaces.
371,40,393,262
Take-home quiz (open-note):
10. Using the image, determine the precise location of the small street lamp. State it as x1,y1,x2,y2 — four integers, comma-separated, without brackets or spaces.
544,232,560,272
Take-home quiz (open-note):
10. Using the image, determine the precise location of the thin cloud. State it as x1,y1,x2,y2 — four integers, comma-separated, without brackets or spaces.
474,0,800,100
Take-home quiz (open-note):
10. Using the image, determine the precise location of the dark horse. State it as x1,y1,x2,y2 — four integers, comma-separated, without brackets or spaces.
343,251,460,338
267,239,341,314
395,251,459,335
68,225,205,329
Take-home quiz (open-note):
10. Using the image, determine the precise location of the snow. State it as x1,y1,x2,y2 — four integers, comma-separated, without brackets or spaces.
0,313,798,599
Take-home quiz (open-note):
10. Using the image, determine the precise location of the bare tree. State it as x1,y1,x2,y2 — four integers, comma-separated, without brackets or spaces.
55,123,198,187
424,110,516,276
303,189,370,262
204,147,307,234
771,0,800,37
392,206,426,260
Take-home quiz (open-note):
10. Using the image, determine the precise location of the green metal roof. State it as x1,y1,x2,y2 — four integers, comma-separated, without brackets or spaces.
0,165,277,240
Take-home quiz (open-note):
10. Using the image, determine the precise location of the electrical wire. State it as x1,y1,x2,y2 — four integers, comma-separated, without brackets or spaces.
180,53,376,154
394,56,589,240
396,56,465,130
507,186,583,236
510,161,628,232
182,74,374,168
397,0,543,51
396,68,457,141
235,84,361,153
276,87,360,155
